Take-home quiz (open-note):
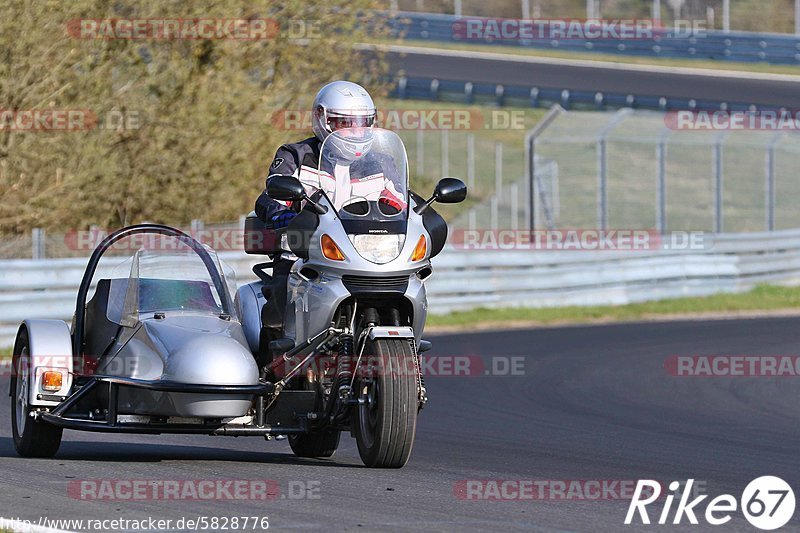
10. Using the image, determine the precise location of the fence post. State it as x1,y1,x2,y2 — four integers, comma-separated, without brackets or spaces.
416,129,424,176
191,219,204,239
713,136,724,233
656,140,667,232
491,142,503,230
723,0,730,32
597,139,607,230
397,77,407,100
765,132,783,231
510,183,519,230
797,0,800,36
441,129,449,177
495,142,503,197
467,134,475,190
31,228,45,259
524,105,564,231
595,108,631,232
765,146,775,231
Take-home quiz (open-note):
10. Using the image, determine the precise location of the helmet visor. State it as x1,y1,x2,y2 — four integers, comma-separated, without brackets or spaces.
325,112,375,133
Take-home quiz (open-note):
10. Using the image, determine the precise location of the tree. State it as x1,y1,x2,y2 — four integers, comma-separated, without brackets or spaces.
0,0,387,234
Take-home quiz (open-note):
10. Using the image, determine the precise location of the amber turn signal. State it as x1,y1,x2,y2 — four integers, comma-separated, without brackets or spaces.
411,235,427,261
321,234,345,261
42,370,63,391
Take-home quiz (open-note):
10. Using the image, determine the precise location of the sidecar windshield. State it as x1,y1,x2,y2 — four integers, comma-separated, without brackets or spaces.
108,237,237,325
317,127,409,222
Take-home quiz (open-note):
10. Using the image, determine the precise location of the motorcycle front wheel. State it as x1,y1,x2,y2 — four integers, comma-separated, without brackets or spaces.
353,337,418,468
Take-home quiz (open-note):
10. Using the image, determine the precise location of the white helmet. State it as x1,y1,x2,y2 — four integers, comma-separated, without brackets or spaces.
311,81,377,144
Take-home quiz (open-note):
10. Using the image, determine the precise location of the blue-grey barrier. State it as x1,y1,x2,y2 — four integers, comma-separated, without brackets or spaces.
392,75,764,112
387,11,800,65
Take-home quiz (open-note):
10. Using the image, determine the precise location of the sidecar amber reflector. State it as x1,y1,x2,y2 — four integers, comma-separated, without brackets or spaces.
411,235,427,262
42,371,63,391
321,234,345,261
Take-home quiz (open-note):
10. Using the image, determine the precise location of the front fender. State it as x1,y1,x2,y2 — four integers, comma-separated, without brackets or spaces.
14,319,74,407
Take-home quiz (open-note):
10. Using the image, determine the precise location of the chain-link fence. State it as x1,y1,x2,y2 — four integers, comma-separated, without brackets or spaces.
7,106,800,257
392,0,800,34
458,106,800,232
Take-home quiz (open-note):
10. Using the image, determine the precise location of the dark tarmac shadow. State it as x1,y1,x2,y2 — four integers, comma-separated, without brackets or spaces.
0,436,361,468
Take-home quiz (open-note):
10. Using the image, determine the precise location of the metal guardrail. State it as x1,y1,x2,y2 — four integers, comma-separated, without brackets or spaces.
392,75,763,113
388,12,800,112
389,12,800,65
3,230,800,345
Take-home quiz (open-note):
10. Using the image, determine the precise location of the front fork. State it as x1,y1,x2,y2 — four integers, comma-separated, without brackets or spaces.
263,313,427,429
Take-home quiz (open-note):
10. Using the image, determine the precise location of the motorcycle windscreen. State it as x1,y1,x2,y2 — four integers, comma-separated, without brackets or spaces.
110,238,238,326
317,127,409,222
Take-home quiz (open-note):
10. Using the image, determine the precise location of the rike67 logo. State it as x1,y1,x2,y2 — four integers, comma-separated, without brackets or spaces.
625,477,795,530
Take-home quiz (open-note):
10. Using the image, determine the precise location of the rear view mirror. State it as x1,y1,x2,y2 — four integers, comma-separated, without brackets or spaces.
267,175,305,201
434,178,467,204
414,178,468,214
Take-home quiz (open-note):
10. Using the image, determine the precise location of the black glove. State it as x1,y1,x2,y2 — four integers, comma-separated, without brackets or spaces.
271,210,297,229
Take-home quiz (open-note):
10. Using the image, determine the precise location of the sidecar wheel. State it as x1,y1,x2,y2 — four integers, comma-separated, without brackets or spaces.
354,338,418,468
11,328,63,458
288,430,340,458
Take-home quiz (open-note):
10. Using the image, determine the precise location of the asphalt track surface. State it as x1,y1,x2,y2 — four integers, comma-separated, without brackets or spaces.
386,47,800,109
1,317,799,532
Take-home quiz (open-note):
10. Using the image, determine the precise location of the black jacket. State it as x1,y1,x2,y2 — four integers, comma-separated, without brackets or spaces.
254,136,321,222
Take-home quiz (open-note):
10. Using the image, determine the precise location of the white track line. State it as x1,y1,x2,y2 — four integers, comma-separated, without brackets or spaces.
360,42,800,83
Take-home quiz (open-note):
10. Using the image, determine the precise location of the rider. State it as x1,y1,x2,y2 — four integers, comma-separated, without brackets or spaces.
254,81,403,344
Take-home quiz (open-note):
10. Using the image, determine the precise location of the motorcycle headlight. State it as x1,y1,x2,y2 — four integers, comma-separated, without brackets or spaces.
348,234,405,264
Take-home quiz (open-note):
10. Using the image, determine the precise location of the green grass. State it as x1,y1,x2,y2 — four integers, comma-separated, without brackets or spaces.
427,284,800,328
0,347,12,360
377,38,800,76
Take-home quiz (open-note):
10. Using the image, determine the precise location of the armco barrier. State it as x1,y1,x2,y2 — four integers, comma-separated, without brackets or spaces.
388,12,800,65
392,76,763,112
2,229,800,346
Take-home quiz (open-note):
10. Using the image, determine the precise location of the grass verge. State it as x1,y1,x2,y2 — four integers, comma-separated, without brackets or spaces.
0,347,12,360
427,284,800,329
